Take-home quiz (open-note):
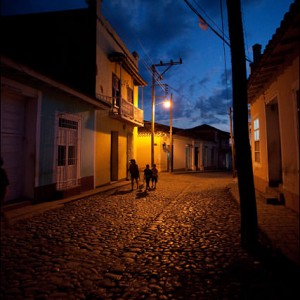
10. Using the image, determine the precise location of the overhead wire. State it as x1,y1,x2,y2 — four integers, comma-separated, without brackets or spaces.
191,0,230,42
184,0,252,63
183,0,231,47
220,0,230,107
133,32,169,93
240,0,251,73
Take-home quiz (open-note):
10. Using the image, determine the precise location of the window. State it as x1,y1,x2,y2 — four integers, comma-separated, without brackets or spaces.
68,146,76,165
59,118,78,129
253,118,260,162
127,86,133,104
57,145,66,166
112,73,120,107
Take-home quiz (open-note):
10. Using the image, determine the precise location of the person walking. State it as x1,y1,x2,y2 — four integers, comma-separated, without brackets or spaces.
143,164,153,191
151,164,158,189
0,157,9,226
128,159,140,191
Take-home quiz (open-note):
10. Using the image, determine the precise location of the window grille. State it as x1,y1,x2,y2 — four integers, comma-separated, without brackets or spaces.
253,118,260,162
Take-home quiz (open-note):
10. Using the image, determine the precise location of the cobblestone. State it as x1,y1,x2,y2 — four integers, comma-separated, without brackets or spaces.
1,172,299,299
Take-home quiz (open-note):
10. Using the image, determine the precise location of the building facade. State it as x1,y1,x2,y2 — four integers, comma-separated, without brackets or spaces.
137,122,231,173
1,2,146,204
247,0,299,212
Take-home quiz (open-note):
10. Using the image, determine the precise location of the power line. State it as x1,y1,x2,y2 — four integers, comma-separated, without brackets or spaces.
192,0,230,42
220,0,230,108
184,0,231,48
184,0,252,63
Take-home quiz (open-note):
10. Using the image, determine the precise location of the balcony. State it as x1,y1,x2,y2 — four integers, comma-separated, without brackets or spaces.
96,94,144,127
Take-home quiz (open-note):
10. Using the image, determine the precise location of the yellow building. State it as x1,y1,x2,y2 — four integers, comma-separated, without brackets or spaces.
137,122,231,173
94,3,146,186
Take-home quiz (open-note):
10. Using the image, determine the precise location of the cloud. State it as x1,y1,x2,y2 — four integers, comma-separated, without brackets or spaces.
102,0,234,131
0,0,87,15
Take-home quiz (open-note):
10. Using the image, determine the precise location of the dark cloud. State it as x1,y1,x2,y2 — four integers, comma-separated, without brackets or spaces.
0,0,87,15
2,0,291,132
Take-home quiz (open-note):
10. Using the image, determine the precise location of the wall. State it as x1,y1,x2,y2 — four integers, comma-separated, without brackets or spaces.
39,88,95,186
251,56,299,212
95,110,135,186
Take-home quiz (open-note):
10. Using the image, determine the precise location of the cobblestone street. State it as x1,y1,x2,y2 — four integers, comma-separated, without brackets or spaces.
1,173,299,299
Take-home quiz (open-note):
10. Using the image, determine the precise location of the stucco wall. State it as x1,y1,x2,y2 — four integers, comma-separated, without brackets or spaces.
39,88,95,186
250,56,299,212
95,110,135,186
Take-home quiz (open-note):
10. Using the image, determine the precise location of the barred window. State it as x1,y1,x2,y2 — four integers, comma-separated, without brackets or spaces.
68,145,76,165
253,118,260,162
59,118,78,129
57,145,66,166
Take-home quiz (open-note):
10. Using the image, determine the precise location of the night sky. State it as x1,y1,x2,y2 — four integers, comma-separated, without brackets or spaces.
1,0,294,131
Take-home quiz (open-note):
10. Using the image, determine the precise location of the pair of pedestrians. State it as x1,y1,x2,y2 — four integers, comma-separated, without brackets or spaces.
128,159,158,191
143,164,158,190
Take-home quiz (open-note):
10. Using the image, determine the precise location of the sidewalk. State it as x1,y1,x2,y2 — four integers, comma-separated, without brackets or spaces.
3,180,131,224
3,173,299,266
228,181,299,266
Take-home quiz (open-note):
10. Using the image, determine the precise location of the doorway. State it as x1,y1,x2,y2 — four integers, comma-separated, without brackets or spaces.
266,99,282,186
111,131,119,181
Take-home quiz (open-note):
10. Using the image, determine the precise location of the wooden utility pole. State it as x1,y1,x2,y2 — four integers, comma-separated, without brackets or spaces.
229,107,236,177
151,59,182,167
226,0,258,250
170,93,173,173
151,65,156,168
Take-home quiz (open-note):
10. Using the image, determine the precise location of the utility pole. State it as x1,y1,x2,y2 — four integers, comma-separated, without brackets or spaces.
226,0,258,251
170,93,173,173
151,58,182,167
151,65,156,168
229,107,236,178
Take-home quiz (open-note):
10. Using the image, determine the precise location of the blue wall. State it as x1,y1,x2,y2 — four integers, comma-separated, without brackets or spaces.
38,88,95,186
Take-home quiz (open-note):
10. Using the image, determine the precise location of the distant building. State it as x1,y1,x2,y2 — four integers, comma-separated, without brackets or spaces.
1,1,146,204
137,122,231,172
247,0,299,212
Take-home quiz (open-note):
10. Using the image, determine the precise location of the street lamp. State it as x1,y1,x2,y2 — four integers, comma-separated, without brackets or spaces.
164,93,173,172
151,59,182,167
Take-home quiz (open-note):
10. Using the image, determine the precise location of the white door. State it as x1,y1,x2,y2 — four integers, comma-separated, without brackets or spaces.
1,93,25,202
56,116,79,190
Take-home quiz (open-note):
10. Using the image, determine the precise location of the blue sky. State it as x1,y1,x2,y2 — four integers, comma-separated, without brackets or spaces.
1,0,294,132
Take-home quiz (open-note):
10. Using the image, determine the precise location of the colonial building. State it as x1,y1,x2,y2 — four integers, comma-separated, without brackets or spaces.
1,1,146,204
137,122,231,172
247,0,299,212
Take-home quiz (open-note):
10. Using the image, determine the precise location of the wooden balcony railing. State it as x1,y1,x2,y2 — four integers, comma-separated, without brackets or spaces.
96,94,144,127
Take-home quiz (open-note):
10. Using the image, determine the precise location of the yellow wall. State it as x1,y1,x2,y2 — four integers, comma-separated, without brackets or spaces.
95,110,135,187
94,14,141,187
136,134,168,172
251,93,268,192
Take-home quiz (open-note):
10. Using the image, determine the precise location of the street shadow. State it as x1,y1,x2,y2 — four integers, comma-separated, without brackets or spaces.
135,190,149,199
112,189,133,195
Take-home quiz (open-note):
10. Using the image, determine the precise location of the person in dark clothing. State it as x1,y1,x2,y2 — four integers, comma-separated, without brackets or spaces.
128,159,140,190
143,164,153,191
151,164,158,189
0,157,9,226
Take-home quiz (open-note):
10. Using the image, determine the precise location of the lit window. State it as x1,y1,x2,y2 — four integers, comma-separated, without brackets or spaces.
253,118,260,162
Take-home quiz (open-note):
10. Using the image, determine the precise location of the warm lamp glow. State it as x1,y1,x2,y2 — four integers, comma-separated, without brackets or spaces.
164,100,171,108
